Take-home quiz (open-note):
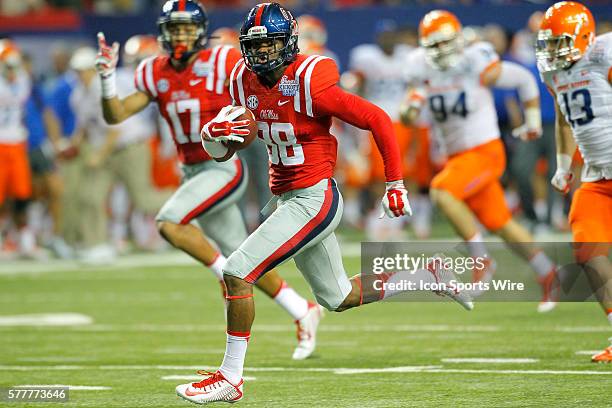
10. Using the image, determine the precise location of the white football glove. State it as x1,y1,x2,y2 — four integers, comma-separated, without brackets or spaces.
95,32,119,78
512,107,542,141
201,105,251,144
380,180,412,218
551,154,573,194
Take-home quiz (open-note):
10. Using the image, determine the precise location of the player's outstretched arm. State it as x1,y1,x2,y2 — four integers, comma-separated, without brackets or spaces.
551,98,576,194
314,85,412,217
96,32,151,124
484,61,542,140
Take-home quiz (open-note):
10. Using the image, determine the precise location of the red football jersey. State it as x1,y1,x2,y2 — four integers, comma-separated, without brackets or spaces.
229,54,340,195
135,45,241,165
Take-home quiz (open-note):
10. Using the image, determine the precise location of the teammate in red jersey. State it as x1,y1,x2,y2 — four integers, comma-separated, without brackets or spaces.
96,0,323,361
176,3,472,404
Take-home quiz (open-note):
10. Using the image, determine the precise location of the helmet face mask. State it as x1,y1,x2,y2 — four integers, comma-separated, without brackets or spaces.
239,3,299,75
422,34,464,70
157,0,208,63
535,31,577,72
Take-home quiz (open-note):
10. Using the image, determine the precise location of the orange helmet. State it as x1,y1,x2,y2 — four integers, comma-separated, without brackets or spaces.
297,15,327,54
418,10,463,69
0,39,21,69
123,35,159,66
536,2,595,72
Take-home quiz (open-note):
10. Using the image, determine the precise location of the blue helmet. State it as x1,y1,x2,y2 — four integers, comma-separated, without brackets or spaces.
157,0,208,62
239,3,299,74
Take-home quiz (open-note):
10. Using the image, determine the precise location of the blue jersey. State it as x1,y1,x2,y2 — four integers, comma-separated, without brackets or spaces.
26,83,48,150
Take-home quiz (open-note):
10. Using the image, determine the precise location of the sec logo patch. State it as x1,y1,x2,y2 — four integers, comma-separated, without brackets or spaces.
247,95,259,110
157,79,170,93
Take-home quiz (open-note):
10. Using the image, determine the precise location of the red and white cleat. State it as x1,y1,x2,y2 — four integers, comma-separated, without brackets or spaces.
176,370,243,404
292,302,324,360
537,268,559,313
427,254,474,311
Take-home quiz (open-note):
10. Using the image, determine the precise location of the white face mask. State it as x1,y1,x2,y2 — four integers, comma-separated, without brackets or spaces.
423,35,464,70
535,31,579,72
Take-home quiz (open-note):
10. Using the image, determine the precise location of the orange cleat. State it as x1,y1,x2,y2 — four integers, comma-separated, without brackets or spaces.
591,346,612,363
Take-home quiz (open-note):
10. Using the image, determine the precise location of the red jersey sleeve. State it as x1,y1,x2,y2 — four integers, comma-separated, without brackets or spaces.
134,56,158,99
309,57,340,99
313,85,403,182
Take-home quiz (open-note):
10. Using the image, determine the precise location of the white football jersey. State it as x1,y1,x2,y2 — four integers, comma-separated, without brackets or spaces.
0,70,30,144
540,33,612,181
114,67,157,148
349,44,413,121
404,42,500,155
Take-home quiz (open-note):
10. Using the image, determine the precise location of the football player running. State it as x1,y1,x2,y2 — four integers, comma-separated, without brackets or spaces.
400,10,560,312
96,0,322,361
536,1,612,362
176,3,473,404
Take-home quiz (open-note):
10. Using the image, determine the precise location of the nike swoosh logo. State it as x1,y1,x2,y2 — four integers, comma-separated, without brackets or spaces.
278,100,290,106
190,79,203,86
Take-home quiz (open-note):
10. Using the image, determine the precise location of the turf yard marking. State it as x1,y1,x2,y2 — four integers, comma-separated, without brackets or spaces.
556,326,612,333
3,365,611,376
0,313,92,326
574,350,601,355
422,368,612,376
17,357,95,363
441,358,539,363
7,323,499,333
162,375,257,381
15,385,111,390
157,347,226,354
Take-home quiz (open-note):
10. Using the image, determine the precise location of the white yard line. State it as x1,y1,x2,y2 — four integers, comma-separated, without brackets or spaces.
441,358,539,364
0,313,92,326
162,375,257,381
2,364,610,377
574,350,601,355
17,357,95,363
14,385,111,390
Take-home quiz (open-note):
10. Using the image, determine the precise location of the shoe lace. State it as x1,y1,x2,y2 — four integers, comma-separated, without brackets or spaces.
192,370,224,389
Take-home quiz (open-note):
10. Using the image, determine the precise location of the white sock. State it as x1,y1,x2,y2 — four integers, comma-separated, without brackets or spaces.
467,232,488,259
274,281,309,320
219,332,249,384
529,251,555,278
18,226,36,254
607,310,612,326
207,253,226,281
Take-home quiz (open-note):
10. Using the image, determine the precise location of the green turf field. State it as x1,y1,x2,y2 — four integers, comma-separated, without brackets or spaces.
1,252,611,407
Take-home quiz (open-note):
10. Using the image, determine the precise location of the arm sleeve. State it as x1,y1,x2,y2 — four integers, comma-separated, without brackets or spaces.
313,85,403,182
494,61,540,102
